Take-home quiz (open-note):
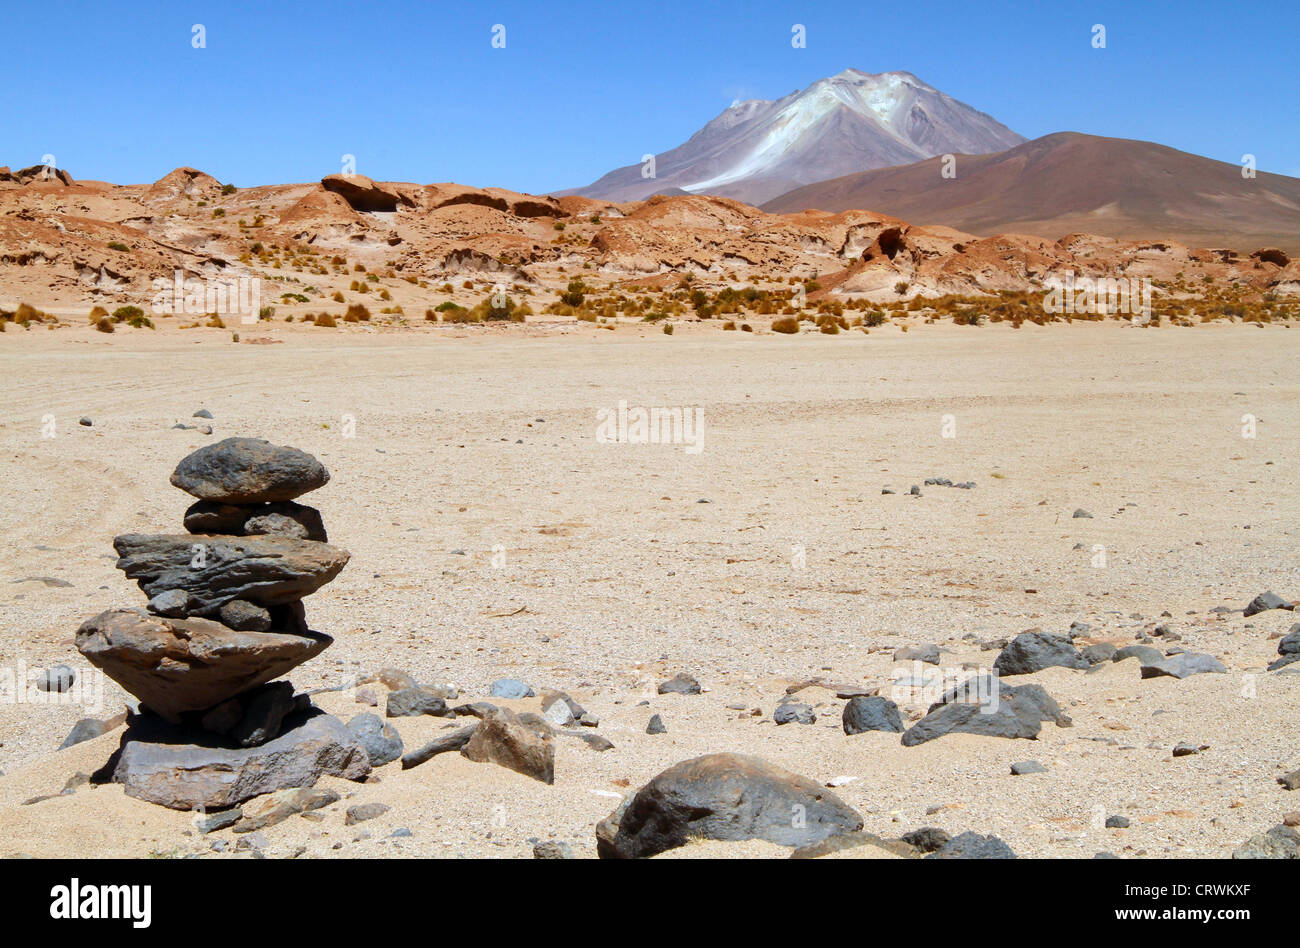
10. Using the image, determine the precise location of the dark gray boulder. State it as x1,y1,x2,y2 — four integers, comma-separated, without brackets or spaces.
1139,652,1227,679
657,673,701,695
170,437,329,504
385,688,450,718
1244,591,1293,618
346,713,404,766
993,630,1088,675
902,676,1070,747
925,831,1016,859
842,695,904,735
773,702,816,725
596,753,863,859
1112,644,1165,665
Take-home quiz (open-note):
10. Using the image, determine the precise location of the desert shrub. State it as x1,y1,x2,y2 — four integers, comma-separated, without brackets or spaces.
435,300,462,312
221,183,237,195
441,306,480,324
108,241,130,252
560,279,586,307
87,305,109,323
313,312,337,327
259,305,275,320
894,282,909,295
95,317,114,333
425,309,437,321
740,323,752,332
771,317,800,334
662,323,673,335
862,310,888,327
205,314,225,328
331,291,345,303
819,320,840,334
128,313,154,329
722,321,736,330
112,305,144,322
344,304,371,322
212,209,225,218
379,289,391,301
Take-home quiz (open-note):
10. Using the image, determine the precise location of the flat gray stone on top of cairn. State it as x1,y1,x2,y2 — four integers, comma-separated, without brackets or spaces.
170,437,329,504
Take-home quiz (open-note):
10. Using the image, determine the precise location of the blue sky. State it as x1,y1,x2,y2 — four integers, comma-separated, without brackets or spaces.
6,0,1296,191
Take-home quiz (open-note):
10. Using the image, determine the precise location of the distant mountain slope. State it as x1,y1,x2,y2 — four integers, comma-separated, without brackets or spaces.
762,132,1300,253
569,69,1024,206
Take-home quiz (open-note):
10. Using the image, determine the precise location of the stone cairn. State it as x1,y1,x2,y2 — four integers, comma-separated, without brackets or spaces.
76,437,370,810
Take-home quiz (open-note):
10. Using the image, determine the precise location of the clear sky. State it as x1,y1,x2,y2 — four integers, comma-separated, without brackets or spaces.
6,0,1296,191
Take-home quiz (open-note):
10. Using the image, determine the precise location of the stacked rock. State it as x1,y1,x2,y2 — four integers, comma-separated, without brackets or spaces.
75,438,370,809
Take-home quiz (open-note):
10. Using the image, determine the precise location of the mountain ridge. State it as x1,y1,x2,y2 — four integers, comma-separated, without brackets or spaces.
569,69,1025,205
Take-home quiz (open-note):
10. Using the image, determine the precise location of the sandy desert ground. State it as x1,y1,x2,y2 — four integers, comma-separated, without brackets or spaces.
0,318,1297,858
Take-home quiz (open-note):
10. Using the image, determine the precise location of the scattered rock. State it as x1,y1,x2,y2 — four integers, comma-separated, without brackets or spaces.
646,713,667,735
993,630,1088,675
1072,508,1093,519
900,827,951,852
460,706,555,784
345,803,390,825
1082,642,1117,664
36,665,76,693
902,677,1070,747
400,724,478,769
925,831,1016,859
58,713,126,750
237,787,339,832
193,808,242,834
1011,760,1047,775
1105,815,1130,828
1243,591,1294,618
1112,644,1164,665
657,672,701,695
596,753,863,859
894,644,940,665
489,678,534,699
773,702,816,725
1139,652,1227,680
386,687,449,718
1232,825,1298,859
1278,769,1300,791
842,695,904,735
346,713,404,767
533,841,575,859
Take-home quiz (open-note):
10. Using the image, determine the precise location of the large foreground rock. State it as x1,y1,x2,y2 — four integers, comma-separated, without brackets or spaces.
170,437,330,503
596,753,863,859
76,608,330,720
113,533,349,616
108,711,370,809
